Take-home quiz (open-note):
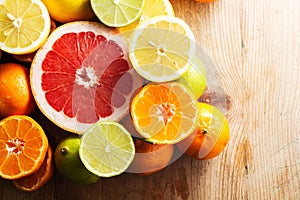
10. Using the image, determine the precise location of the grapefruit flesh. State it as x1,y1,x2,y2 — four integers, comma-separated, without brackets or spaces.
31,22,141,133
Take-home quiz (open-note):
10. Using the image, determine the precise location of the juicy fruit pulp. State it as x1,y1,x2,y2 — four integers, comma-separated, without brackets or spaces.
31,21,142,133
0,0,51,54
79,122,135,177
54,136,99,185
0,115,48,179
131,82,198,144
91,0,145,27
129,16,196,82
13,146,54,192
118,0,175,33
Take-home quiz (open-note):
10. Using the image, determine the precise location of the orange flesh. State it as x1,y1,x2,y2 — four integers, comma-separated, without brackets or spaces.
0,116,48,179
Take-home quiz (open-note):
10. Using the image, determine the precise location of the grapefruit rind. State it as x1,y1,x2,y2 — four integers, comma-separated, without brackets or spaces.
30,21,141,133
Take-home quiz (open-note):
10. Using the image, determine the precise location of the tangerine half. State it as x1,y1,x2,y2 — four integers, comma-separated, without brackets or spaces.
13,146,54,192
130,82,198,144
0,115,48,180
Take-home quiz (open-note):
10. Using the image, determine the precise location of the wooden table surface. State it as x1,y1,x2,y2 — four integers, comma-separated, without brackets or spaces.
1,0,300,199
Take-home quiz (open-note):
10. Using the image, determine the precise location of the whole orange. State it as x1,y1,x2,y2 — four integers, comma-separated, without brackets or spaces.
177,103,230,160
127,139,174,175
0,63,35,118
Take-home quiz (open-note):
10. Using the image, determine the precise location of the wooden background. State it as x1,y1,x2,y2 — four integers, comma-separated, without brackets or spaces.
1,0,300,199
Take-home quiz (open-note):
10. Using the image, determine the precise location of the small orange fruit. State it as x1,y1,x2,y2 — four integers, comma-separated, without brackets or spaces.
0,63,35,118
127,139,174,175
13,146,54,192
0,115,48,179
177,103,230,160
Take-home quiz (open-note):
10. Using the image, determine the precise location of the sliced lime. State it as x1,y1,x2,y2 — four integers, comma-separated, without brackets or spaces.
79,122,135,177
91,0,145,27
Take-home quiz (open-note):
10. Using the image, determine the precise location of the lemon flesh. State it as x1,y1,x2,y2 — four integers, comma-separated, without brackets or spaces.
0,0,51,54
129,16,196,82
79,122,135,177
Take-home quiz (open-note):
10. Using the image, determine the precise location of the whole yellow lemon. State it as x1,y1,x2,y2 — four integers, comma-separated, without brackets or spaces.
42,0,95,23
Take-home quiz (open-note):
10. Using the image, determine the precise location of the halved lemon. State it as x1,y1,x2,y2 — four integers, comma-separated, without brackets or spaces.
79,122,135,177
0,0,51,54
129,16,196,82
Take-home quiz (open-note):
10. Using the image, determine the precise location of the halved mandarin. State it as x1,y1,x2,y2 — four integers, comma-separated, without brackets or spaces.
0,115,48,180
130,82,198,144
13,146,54,192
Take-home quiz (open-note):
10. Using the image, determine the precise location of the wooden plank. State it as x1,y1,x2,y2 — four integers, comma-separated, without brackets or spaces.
1,0,300,199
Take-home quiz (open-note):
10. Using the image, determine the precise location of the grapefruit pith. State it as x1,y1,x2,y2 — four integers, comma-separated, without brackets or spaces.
31,21,142,133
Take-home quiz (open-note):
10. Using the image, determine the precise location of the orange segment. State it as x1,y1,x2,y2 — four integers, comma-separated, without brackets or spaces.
0,115,48,180
131,82,198,144
13,146,53,192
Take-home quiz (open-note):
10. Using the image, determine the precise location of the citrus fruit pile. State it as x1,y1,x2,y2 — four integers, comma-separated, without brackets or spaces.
0,0,229,191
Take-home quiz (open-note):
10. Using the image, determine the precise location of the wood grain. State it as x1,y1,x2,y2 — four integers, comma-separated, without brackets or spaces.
1,0,300,199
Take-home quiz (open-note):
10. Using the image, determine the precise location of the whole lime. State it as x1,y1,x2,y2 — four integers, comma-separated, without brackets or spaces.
177,57,207,99
54,136,99,185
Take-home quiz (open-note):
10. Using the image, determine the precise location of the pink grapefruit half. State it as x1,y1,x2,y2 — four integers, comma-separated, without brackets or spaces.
30,21,142,133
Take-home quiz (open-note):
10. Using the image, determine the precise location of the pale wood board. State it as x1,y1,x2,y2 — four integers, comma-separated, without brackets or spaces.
0,0,300,199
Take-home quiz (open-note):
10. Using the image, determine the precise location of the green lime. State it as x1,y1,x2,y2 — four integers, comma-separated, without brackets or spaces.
91,0,145,27
79,122,135,177
54,136,100,185
177,57,207,98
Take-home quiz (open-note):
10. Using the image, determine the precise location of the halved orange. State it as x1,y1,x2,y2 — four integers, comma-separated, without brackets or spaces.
0,115,48,180
13,146,53,192
130,82,198,144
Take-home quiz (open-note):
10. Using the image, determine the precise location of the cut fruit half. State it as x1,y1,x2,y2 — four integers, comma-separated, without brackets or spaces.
118,0,175,33
0,115,48,180
130,82,198,144
79,122,135,177
13,146,53,192
91,0,145,27
30,21,142,133
0,0,51,54
129,16,196,82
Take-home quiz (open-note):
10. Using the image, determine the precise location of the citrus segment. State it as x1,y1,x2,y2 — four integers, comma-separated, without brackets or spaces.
0,115,48,180
31,21,142,133
130,82,198,144
118,0,175,33
129,16,196,82
13,146,54,192
91,0,145,27
79,122,135,177
0,0,51,54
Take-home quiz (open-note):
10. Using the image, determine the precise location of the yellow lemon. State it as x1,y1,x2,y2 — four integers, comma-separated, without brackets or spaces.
42,0,95,23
